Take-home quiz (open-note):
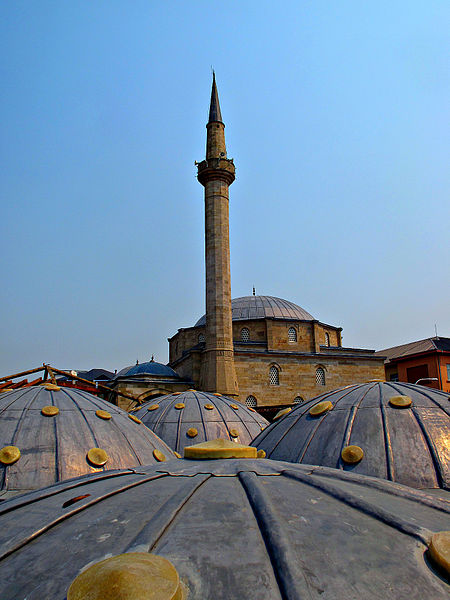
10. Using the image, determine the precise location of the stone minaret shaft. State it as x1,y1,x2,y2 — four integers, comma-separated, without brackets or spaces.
197,74,238,397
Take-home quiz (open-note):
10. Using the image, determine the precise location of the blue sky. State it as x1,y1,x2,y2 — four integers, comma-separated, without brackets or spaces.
1,1,449,374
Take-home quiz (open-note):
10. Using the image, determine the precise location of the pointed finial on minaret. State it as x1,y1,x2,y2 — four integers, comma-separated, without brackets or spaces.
208,71,223,124
151,354,154,362
253,286,256,296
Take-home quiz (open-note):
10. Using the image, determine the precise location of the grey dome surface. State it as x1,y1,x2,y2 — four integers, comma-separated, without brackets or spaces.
134,390,268,453
0,457,448,599
0,385,175,497
252,381,450,490
115,360,179,379
194,295,314,326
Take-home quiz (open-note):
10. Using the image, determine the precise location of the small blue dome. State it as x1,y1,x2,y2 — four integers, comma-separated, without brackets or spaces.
116,361,179,379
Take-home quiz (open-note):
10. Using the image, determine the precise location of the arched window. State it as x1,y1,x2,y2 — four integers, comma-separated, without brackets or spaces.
288,327,297,343
241,327,250,342
245,395,257,408
198,333,205,343
316,367,326,386
325,332,330,347
269,365,279,385
293,396,304,404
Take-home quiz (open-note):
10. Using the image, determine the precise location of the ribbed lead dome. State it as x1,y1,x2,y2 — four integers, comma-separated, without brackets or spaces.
0,385,175,497
0,457,448,599
134,390,269,454
115,360,179,379
252,381,450,490
195,295,314,326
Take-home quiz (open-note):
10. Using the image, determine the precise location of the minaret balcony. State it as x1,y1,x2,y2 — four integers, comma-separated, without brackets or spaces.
197,158,235,186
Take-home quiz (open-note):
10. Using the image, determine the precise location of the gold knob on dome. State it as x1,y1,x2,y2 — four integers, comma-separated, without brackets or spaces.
274,407,291,420
153,449,166,462
184,439,257,460
213,393,222,396
128,414,142,424
147,403,160,411
174,451,182,459
247,406,256,412
172,392,182,396
204,403,214,410
174,403,185,410
309,400,333,416
0,445,21,465
187,428,198,438
428,531,450,576
187,389,196,392
389,395,412,408
257,449,266,458
230,404,239,410
95,409,111,420
67,552,186,600
41,405,59,417
43,383,61,391
341,445,364,464
87,448,109,467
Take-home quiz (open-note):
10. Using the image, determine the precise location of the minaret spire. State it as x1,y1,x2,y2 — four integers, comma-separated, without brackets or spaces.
208,72,223,124
197,74,238,397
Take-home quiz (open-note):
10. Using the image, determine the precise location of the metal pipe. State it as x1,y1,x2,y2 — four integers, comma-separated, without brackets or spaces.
0,366,45,382
414,377,438,385
48,365,141,404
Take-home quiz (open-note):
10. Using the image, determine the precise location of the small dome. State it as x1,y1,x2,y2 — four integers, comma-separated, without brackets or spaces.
116,360,179,379
0,385,175,497
195,295,314,326
252,382,450,490
134,390,269,453
0,456,448,598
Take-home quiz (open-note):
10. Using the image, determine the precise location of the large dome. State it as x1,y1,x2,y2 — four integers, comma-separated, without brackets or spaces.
195,295,314,326
0,384,176,497
0,452,449,599
252,381,450,490
134,390,268,453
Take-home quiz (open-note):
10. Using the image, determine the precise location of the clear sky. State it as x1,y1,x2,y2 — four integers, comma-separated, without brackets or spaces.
1,1,449,375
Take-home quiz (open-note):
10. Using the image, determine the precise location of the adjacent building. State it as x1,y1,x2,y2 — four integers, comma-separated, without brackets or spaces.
376,336,450,393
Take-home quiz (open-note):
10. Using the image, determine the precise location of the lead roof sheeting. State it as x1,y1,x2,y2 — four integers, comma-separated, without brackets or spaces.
0,460,449,599
0,386,175,494
135,390,268,454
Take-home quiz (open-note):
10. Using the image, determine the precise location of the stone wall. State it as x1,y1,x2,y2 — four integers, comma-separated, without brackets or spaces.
235,353,385,407
169,318,384,407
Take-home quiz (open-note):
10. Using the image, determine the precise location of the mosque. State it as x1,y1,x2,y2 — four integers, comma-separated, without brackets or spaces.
110,74,385,412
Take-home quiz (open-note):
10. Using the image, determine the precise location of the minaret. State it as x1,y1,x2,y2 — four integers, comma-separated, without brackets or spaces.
197,74,239,397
